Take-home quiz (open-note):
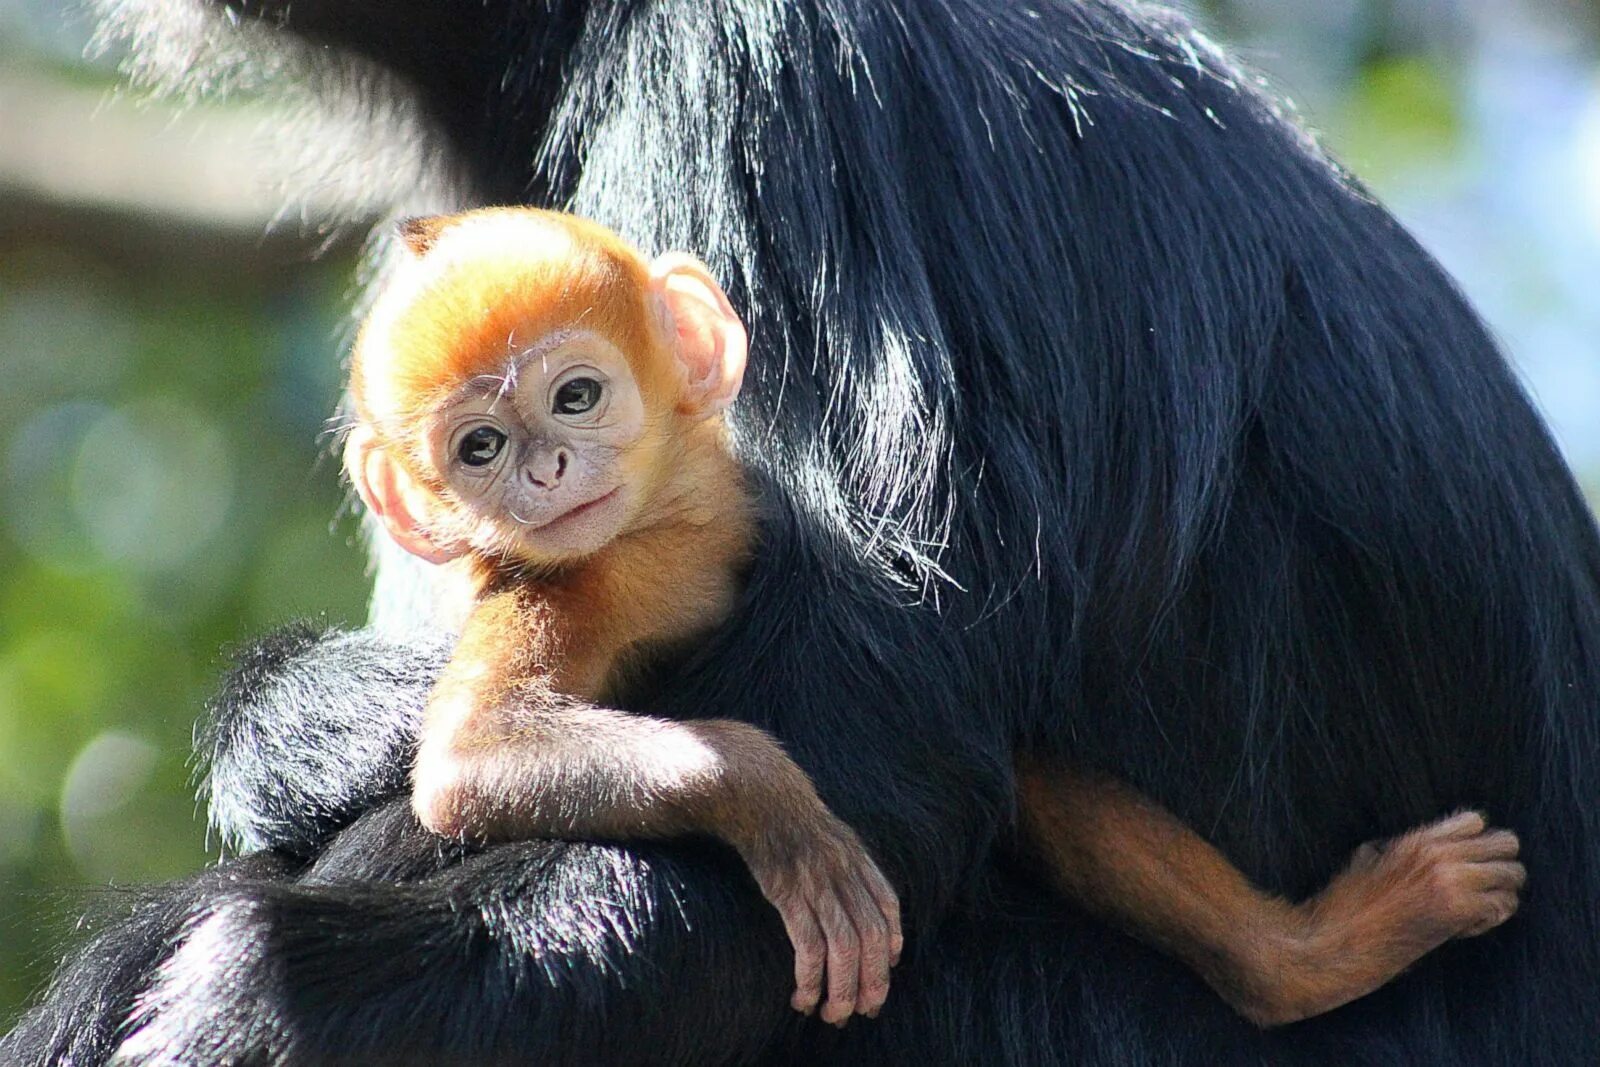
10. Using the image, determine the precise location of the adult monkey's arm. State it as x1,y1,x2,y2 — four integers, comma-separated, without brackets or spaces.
7,628,825,1066
1,604,1005,1066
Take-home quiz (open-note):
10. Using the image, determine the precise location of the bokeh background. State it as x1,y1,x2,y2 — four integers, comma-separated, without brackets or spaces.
2,0,1597,1025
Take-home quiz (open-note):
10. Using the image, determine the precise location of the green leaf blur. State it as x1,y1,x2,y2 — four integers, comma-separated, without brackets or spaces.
0,230,372,1019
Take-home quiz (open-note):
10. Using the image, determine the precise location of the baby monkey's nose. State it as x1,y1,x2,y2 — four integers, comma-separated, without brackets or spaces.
524,447,570,489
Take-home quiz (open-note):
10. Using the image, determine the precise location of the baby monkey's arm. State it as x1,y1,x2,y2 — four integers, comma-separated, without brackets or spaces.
413,586,902,1025
1018,763,1523,1026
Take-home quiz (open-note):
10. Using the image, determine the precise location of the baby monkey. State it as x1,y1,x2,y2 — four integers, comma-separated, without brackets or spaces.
346,208,1523,1029
346,208,900,1024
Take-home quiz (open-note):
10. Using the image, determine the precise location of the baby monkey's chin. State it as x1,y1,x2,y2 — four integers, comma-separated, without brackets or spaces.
500,486,630,563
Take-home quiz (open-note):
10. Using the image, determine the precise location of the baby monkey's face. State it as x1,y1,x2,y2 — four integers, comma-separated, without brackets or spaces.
425,329,650,561
347,208,748,575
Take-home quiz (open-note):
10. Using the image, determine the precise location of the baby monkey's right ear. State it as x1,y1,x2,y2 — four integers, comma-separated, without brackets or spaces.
344,426,466,566
395,215,452,257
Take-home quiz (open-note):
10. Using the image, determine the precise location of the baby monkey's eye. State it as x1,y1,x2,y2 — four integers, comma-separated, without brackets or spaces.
456,425,507,467
553,377,603,415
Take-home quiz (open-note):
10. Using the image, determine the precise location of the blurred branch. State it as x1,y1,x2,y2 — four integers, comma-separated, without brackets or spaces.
0,188,359,280
0,65,378,263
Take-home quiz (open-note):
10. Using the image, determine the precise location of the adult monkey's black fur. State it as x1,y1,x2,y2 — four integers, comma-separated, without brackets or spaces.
8,0,1600,1062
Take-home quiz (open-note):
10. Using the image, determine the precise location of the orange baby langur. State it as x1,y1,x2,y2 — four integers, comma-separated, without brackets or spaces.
344,208,900,1025
346,208,1524,1032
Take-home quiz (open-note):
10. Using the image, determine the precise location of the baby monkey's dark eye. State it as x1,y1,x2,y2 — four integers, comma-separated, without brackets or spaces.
553,377,603,415
456,425,507,467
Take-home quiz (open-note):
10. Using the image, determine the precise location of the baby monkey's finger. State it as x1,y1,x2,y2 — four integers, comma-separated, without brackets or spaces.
781,899,827,1015
844,881,893,1018
1467,860,1527,894
816,889,861,1026
862,863,903,967
1426,810,1488,841
1461,890,1521,936
1457,829,1520,862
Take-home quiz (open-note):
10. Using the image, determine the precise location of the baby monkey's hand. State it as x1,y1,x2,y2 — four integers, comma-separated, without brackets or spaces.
745,814,903,1025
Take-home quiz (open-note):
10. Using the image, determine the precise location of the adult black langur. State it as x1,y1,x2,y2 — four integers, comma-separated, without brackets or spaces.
7,1,1600,1064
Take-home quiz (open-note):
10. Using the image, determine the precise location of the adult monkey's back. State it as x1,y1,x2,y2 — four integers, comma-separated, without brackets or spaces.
9,1,1600,1063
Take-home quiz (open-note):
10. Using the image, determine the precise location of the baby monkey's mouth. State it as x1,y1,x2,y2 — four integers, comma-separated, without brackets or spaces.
514,487,620,531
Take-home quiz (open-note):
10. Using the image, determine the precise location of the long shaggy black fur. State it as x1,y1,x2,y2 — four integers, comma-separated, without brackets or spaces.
7,1,1600,1063
200,623,447,856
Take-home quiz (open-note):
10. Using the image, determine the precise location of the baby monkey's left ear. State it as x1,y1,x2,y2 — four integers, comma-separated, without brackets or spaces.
343,425,467,566
649,253,747,418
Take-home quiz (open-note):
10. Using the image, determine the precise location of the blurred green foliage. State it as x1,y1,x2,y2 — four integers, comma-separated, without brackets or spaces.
1336,55,1463,173
0,233,372,1019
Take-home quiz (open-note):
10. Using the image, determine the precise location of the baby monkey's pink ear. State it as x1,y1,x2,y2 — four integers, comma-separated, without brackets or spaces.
343,426,466,566
649,253,748,418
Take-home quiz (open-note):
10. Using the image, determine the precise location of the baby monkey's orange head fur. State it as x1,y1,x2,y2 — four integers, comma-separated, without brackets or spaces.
345,208,747,566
